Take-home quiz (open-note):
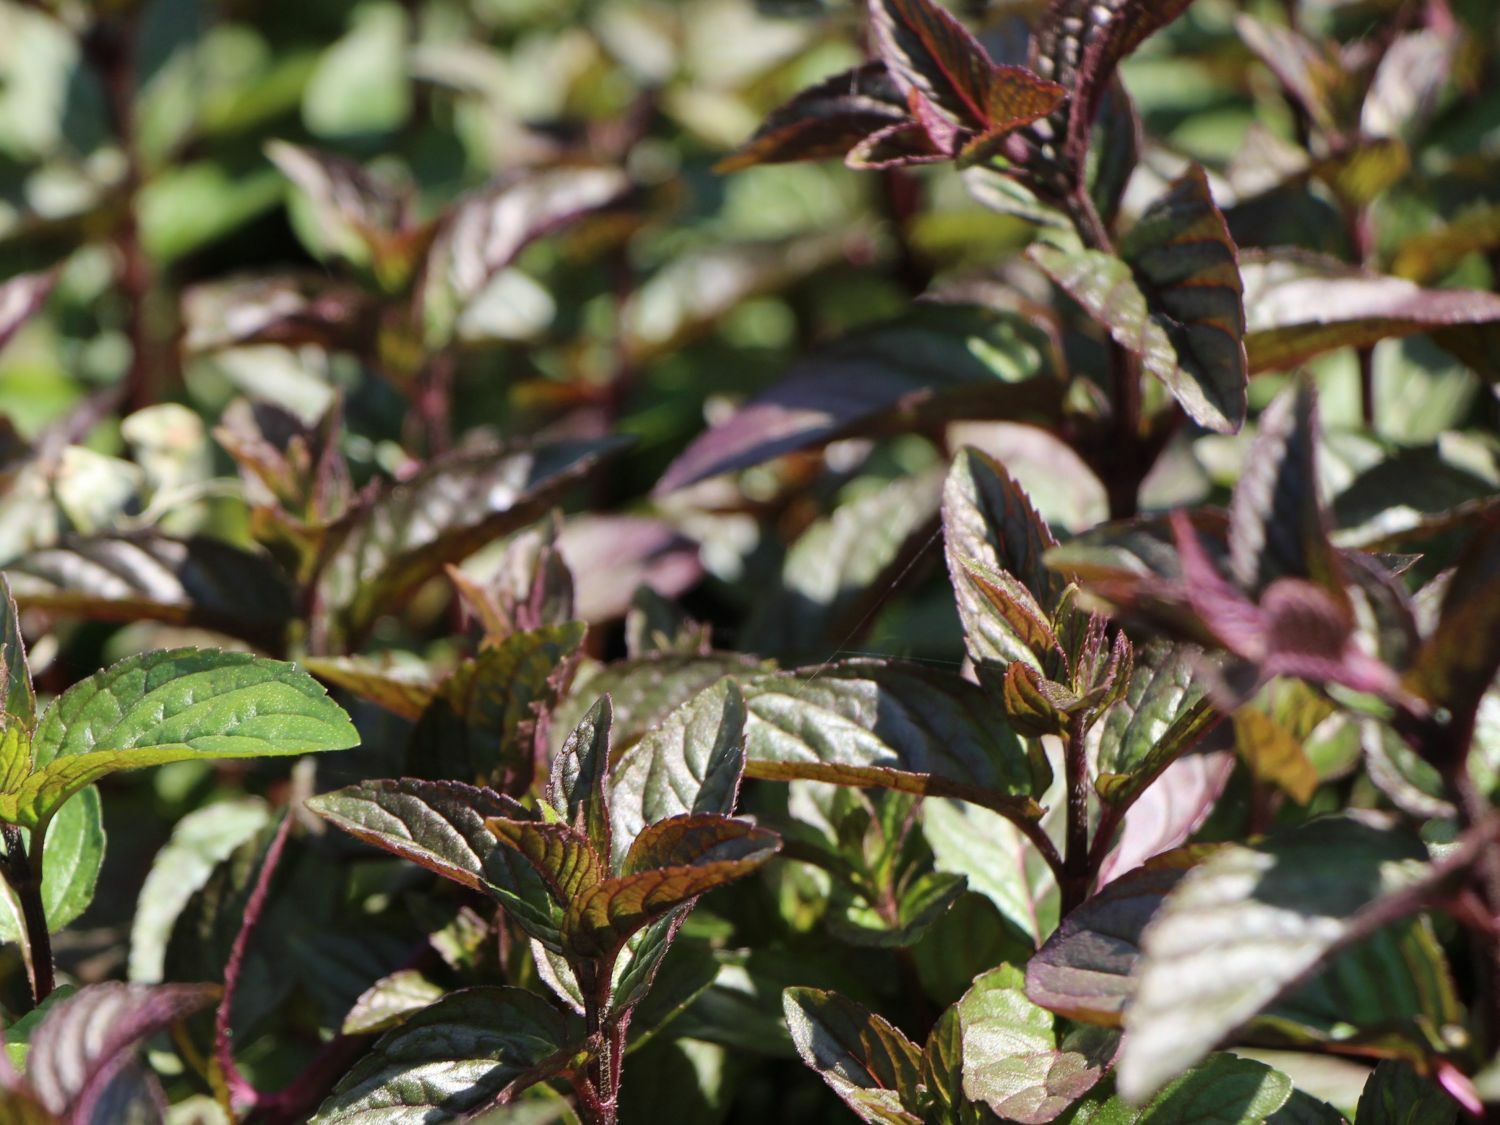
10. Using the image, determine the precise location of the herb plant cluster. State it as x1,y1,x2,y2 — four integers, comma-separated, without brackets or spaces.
0,0,1498,1120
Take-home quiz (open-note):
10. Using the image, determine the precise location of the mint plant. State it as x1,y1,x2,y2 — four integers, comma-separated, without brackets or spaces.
2,0,1500,1119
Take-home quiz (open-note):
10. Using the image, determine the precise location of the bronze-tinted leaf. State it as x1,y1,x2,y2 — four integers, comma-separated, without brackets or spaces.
783,987,925,1124
1241,250,1500,373
716,63,908,172
549,695,613,863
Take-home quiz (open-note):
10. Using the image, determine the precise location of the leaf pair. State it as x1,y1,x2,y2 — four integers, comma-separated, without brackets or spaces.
719,0,1062,173
787,967,1115,1125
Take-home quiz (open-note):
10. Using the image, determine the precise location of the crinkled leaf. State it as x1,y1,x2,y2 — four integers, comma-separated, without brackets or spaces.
421,168,628,349
943,446,1062,677
26,982,218,1119
1031,168,1245,434
655,305,1063,494
563,821,778,958
1094,641,1213,787
7,534,295,650
1240,251,1500,373
486,818,605,913
311,988,572,1124
1118,816,1433,1102
317,440,627,640
959,965,1114,1123
128,797,270,983
782,987,924,1124
0,786,103,944
307,779,562,950
409,622,586,792
1354,1060,1455,1125
608,679,747,871
15,650,357,828
716,63,908,172
742,662,1041,807
549,696,613,863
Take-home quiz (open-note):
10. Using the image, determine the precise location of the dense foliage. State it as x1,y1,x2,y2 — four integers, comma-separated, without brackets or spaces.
0,0,1499,1120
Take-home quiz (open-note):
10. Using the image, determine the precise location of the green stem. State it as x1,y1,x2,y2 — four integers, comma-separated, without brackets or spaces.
2,823,53,1008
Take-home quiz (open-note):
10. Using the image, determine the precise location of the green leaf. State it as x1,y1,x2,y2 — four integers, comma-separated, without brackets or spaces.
563,820,779,958
4,984,75,1071
958,965,1114,1124
342,970,449,1036
0,786,103,943
744,469,944,661
1031,168,1246,434
743,662,1042,807
548,696,613,864
1094,641,1213,797
828,870,967,949
655,305,1065,495
7,534,295,649
13,650,358,828
308,778,563,951
1240,250,1500,373
409,622,586,792
311,988,572,1124
782,987,925,1124
1062,1053,1312,1124
316,441,626,641
943,446,1063,678
1117,816,1435,1102
924,796,1060,946
302,2,411,140
607,679,747,871
421,168,628,350
0,574,35,728
1354,1060,1455,1125
128,797,270,983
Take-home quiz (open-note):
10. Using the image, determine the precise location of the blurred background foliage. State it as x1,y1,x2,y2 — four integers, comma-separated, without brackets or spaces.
2,0,1500,1118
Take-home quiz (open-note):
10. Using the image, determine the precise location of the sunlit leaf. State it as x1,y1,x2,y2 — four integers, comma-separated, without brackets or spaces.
783,987,924,1124
0,786,103,944
341,969,446,1036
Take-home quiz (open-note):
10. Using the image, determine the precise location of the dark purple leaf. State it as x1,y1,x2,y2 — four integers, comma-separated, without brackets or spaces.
783,987,925,1123
716,63,909,172
655,305,1063,495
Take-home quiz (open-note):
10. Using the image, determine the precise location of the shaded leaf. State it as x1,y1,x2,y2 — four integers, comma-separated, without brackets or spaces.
311,988,571,1124
549,696,613,864
782,987,924,1124
421,168,629,349
128,797,270,983
923,796,1060,947
0,575,35,730
409,622,586,792
828,870,967,949
1354,1060,1455,1125
655,305,1063,495
27,982,218,1120
1240,251,1500,373
742,662,1041,806
307,779,562,950
7,534,295,649
16,650,357,828
1062,1052,1315,1124
317,440,627,640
